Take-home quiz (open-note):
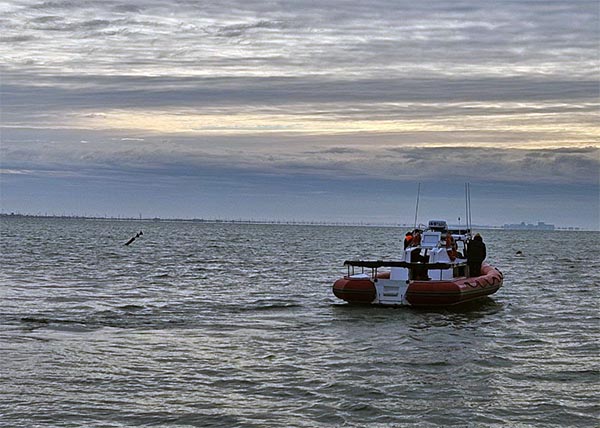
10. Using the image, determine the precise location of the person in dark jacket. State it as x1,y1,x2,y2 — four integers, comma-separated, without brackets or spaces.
467,233,486,277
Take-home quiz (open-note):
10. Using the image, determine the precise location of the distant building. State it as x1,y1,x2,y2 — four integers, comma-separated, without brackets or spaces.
502,221,555,231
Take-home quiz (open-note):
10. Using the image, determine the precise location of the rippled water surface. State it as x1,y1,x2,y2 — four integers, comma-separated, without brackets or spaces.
1,217,598,427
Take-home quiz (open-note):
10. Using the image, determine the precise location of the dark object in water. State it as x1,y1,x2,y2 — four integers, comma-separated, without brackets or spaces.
125,230,143,246
516,250,523,255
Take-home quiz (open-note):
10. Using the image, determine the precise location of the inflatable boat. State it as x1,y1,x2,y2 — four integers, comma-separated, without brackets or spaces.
332,220,503,307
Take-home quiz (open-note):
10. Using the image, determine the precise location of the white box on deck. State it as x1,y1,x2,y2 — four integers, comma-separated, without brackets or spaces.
430,268,454,280
390,267,409,281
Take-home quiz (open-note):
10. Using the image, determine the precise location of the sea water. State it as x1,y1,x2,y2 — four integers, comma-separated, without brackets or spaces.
0,217,598,427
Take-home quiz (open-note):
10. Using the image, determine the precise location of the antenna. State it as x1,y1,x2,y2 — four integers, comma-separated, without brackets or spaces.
465,183,469,231
467,182,472,231
413,182,421,228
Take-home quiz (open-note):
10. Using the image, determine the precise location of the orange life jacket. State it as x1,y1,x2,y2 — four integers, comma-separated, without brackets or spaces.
446,234,457,260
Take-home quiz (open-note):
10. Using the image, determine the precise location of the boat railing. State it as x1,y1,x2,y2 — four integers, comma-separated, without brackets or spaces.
343,260,453,278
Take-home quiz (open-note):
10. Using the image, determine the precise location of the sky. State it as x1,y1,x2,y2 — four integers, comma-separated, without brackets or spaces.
1,0,599,229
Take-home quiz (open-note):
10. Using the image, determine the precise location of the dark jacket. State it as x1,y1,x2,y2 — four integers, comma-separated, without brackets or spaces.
467,239,486,263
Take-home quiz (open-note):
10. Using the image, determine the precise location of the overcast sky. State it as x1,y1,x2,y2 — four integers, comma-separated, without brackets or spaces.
1,0,598,228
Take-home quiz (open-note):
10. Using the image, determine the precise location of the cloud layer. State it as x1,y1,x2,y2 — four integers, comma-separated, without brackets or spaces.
3,0,597,78
1,0,598,227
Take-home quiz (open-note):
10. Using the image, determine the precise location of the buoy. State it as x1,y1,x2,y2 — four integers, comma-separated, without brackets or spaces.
125,230,143,246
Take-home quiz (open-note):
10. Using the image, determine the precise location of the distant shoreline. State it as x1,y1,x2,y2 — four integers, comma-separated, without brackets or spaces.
0,212,587,231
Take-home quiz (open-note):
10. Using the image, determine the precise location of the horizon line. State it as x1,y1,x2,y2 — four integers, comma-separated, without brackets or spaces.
0,212,590,231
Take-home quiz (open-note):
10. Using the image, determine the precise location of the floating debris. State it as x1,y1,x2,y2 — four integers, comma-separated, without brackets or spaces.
125,230,143,246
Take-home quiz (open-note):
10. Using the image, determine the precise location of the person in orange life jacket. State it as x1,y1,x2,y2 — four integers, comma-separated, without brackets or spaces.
467,233,486,277
409,230,428,280
411,230,430,279
445,232,457,261
410,230,423,261
403,231,413,249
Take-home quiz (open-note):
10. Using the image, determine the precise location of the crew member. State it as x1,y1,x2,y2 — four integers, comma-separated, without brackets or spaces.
403,231,413,249
411,230,422,247
466,233,486,277
445,232,457,261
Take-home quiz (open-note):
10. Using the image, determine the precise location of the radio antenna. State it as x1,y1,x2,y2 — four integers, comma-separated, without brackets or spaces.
467,182,472,231
413,182,421,228
465,183,469,231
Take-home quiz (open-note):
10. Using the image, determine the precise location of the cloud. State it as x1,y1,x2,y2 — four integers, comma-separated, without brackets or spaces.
382,146,600,185
2,0,597,80
3,74,599,108
2,74,598,145
2,125,598,187
2,1,597,134
211,20,290,38
0,1,598,226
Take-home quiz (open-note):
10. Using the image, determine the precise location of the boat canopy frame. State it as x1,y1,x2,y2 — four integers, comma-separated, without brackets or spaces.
343,259,459,278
